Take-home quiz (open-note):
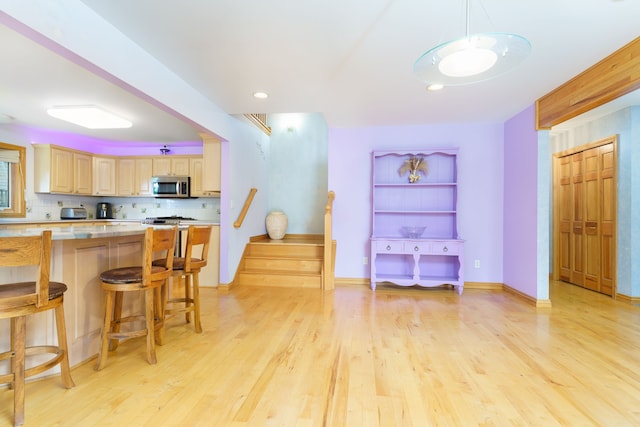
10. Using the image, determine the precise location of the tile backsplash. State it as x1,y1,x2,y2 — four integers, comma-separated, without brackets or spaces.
20,194,220,222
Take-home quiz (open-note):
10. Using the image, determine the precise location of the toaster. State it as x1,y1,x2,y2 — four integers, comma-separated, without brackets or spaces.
60,207,88,220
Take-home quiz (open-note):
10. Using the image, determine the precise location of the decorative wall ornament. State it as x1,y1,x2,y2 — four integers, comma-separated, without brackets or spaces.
398,156,428,183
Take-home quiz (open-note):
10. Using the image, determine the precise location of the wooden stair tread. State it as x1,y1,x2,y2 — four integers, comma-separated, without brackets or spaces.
239,269,321,276
244,255,322,260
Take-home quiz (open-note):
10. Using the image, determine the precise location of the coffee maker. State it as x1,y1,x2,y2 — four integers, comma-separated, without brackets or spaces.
96,202,114,219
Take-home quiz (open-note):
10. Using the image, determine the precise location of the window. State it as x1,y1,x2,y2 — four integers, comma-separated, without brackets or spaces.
0,142,26,218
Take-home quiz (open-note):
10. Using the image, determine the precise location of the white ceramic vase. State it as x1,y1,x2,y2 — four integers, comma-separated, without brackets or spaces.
266,211,288,240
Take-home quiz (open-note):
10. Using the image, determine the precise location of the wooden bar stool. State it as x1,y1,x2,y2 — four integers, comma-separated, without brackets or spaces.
153,225,212,333
0,230,75,426
95,226,176,370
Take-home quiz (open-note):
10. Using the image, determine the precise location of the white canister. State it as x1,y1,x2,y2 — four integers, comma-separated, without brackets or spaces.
265,211,288,240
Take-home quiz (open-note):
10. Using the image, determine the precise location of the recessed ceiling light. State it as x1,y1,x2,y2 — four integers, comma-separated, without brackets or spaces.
253,91,269,99
47,105,132,129
426,83,444,91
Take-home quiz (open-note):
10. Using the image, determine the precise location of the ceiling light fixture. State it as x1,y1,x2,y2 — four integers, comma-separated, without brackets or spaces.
46,105,132,129
413,0,530,88
253,91,269,99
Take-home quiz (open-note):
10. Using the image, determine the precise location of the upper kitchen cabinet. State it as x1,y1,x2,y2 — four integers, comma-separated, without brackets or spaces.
34,144,92,195
189,157,205,197
74,152,93,195
93,156,117,196
152,157,190,176
201,134,221,194
117,157,153,196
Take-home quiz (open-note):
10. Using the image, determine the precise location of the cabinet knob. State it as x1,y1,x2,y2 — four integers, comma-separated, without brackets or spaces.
386,245,391,251
443,246,448,252
414,246,419,252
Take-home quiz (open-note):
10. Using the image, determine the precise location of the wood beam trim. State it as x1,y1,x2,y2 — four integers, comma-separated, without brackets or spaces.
536,37,640,130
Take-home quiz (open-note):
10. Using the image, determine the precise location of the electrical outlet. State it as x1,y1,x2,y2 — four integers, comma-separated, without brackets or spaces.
474,259,480,268
363,257,368,265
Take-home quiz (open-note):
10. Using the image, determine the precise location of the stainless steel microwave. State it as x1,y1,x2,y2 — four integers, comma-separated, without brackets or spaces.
151,176,190,198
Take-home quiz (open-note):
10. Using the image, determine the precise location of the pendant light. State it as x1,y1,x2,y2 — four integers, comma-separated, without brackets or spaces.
413,0,531,89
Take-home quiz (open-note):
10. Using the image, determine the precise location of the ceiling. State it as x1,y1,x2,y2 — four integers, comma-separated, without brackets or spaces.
1,1,639,143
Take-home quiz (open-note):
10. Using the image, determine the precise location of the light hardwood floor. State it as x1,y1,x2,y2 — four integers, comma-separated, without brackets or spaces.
2,281,640,426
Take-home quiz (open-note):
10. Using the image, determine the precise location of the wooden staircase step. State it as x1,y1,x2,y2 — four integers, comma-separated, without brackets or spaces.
243,256,322,273
247,243,323,258
237,270,322,288
235,234,327,289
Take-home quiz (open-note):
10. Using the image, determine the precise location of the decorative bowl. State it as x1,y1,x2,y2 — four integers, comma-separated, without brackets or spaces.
400,226,426,239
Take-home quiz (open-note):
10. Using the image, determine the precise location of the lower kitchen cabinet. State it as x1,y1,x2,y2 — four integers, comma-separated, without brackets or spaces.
60,234,144,366
177,224,220,287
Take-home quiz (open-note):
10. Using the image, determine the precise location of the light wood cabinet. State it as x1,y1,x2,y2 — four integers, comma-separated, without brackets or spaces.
93,156,117,196
34,145,214,198
117,158,154,196
189,157,205,196
136,158,154,195
201,225,220,287
178,225,220,287
61,235,144,366
152,157,190,176
74,152,93,195
33,144,92,194
117,158,135,196
201,134,221,194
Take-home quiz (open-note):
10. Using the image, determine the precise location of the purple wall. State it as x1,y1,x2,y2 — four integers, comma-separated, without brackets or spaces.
329,122,505,284
503,105,539,296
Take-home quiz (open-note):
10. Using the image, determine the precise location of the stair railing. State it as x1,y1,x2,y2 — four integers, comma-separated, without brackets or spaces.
234,187,258,228
323,191,336,290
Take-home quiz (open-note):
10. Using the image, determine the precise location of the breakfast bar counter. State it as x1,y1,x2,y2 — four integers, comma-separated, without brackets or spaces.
0,223,173,239
0,222,220,369
0,224,176,371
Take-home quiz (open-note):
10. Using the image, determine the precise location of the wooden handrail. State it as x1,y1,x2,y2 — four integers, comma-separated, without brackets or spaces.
234,188,258,228
323,191,336,290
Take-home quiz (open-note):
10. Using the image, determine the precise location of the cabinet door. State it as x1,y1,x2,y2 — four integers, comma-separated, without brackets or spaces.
152,157,171,176
117,158,136,196
93,156,116,196
74,153,93,194
189,157,204,196
51,148,74,193
172,158,190,176
152,157,190,176
136,158,154,195
202,138,221,193
198,225,220,287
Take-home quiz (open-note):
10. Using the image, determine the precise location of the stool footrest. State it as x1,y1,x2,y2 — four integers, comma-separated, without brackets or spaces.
0,346,66,384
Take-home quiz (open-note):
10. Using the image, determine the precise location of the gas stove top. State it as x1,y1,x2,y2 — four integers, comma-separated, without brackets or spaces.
141,216,196,225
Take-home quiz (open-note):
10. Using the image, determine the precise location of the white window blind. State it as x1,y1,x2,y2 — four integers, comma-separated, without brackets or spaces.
0,149,20,163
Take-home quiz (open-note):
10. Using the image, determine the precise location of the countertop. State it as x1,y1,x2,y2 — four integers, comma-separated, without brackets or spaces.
0,219,220,225
0,224,181,240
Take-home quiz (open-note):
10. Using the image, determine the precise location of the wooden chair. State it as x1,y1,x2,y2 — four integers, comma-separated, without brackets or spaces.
95,226,176,370
0,230,75,426
153,225,212,334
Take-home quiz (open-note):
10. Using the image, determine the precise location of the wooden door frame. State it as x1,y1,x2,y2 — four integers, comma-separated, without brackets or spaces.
552,135,618,295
